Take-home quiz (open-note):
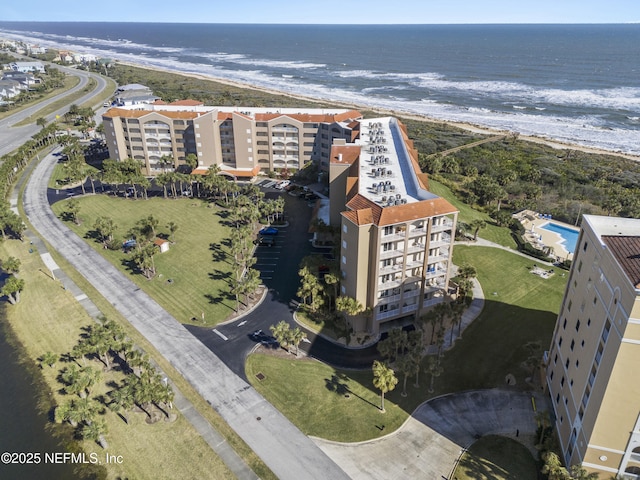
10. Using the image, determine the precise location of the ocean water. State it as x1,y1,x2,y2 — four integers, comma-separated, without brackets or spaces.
1,22,639,155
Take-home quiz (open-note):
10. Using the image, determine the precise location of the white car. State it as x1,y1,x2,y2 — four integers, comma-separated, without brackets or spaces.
275,180,290,190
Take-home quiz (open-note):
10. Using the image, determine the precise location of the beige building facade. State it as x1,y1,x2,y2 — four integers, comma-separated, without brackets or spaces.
330,117,458,334
546,215,640,478
102,102,361,177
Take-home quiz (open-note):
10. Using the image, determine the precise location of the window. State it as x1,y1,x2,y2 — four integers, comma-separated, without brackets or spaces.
343,224,347,233
578,260,583,272
554,353,558,364
583,241,588,252
556,393,560,403
570,339,575,351
568,300,572,311
575,359,580,368
561,377,565,387
341,255,346,265
550,371,554,380
342,240,347,249
563,318,567,329
576,320,581,332
565,358,570,369
558,336,563,347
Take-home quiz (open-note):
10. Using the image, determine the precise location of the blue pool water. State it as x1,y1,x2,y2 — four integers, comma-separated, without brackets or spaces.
540,222,580,254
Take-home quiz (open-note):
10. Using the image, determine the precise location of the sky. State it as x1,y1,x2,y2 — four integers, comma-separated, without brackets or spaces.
1,0,638,24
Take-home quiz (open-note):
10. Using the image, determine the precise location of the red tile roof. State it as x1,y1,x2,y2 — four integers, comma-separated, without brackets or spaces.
602,236,640,288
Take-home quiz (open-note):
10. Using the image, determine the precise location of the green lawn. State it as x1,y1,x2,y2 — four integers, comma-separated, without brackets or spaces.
51,195,237,326
453,435,538,480
438,245,566,391
245,354,408,442
428,179,517,248
246,244,566,441
0,239,238,480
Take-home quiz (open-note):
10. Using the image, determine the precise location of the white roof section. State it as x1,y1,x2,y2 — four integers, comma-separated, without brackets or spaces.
114,104,354,118
355,117,438,206
583,215,640,242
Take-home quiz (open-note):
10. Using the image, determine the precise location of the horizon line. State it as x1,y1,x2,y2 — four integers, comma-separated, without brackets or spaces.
0,20,639,26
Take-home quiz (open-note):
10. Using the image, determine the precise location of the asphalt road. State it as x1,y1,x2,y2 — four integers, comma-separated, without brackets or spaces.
186,188,382,380
27,151,349,480
0,63,108,158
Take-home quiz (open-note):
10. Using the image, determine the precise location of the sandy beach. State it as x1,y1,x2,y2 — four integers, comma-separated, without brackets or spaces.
117,59,640,163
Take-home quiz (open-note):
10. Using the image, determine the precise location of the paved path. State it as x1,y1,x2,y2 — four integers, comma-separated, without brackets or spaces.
15,150,257,480
314,389,548,480
24,151,349,480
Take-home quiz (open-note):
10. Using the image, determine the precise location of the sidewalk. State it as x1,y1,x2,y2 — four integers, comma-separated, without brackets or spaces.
23,151,350,480
16,151,258,480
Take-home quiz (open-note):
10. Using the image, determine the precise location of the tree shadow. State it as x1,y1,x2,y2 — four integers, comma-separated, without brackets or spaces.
204,293,234,311
208,269,231,281
209,243,229,263
324,373,379,410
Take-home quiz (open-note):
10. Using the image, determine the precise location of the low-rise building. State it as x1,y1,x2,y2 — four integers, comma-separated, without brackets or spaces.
102,103,361,177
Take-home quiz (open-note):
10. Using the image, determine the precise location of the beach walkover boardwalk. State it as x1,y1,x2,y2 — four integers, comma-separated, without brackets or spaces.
23,151,349,480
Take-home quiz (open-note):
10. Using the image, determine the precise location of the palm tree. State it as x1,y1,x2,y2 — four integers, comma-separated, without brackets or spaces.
2,276,25,304
1,256,21,274
167,221,179,243
54,400,77,426
469,219,487,241
456,263,477,280
289,327,307,357
372,360,398,412
66,198,81,225
36,117,47,130
108,384,134,424
541,451,570,480
427,356,444,393
81,419,109,449
269,320,292,352
40,351,59,368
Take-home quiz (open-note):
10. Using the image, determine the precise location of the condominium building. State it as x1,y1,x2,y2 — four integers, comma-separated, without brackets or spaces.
329,117,458,334
546,215,640,478
102,103,361,177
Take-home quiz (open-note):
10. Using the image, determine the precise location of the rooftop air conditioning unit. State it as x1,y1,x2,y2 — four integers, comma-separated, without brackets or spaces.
382,196,387,202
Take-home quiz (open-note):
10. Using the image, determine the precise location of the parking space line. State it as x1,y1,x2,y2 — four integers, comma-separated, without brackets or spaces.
212,329,228,341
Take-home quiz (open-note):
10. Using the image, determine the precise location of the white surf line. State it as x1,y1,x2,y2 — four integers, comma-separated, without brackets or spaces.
212,329,228,341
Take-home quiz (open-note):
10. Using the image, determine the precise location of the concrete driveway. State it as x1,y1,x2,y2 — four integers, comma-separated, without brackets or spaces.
314,389,547,480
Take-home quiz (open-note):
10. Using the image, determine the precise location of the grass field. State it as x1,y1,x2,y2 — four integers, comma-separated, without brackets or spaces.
438,245,565,391
245,244,566,442
50,195,238,326
453,435,538,480
245,353,407,442
428,179,517,248
0,239,237,480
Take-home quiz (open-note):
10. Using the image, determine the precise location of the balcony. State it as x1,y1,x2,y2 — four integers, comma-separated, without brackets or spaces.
383,232,406,242
403,289,421,299
431,219,454,233
380,248,404,260
376,308,401,321
379,277,402,290
425,268,447,280
407,242,426,254
377,294,401,305
429,235,452,248
379,263,404,275
408,227,427,237
401,303,418,314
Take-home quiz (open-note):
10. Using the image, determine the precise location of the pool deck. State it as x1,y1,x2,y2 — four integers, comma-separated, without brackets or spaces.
514,210,580,262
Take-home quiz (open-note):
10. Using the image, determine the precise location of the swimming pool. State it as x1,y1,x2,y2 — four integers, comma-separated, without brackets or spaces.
540,222,579,254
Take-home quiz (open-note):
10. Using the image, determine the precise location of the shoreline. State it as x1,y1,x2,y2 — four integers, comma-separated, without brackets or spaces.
116,59,640,163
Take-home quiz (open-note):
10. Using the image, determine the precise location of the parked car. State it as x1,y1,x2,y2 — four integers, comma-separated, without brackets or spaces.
259,226,279,236
253,236,275,247
275,180,291,190
250,329,279,346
